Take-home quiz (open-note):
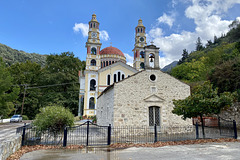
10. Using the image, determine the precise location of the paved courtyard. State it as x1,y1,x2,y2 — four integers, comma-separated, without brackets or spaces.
20,142,240,160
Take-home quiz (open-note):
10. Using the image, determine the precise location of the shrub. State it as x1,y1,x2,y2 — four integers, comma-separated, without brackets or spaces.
22,115,29,120
34,105,74,135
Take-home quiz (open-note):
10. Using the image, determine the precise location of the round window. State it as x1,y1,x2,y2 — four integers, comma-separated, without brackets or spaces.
150,74,156,81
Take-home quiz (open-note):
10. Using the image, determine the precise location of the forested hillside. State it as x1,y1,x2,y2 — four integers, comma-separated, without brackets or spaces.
0,43,46,66
0,51,86,119
171,19,240,100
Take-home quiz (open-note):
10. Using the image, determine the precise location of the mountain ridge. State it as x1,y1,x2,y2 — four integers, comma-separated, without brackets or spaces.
0,43,46,66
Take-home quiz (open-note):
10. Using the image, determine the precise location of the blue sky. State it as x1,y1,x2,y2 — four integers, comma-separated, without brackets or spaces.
0,0,240,68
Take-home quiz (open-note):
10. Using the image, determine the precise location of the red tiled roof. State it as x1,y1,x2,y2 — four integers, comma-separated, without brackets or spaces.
100,46,125,57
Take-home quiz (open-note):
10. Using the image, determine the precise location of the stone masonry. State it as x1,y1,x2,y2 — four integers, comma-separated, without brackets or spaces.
97,69,192,128
219,102,240,128
0,134,21,160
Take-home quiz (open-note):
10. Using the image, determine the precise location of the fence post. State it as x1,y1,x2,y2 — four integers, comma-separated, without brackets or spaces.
86,120,89,146
21,123,26,146
218,116,222,135
154,123,157,143
196,122,199,139
63,127,68,147
107,124,111,145
233,120,237,139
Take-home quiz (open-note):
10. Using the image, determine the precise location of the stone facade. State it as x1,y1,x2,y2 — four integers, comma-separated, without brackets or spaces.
97,69,192,127
219,102,240,128
0,134,21,160
97,86,114,126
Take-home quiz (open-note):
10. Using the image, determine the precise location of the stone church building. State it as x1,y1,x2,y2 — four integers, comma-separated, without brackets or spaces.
97,44,192,127
79,14,192,127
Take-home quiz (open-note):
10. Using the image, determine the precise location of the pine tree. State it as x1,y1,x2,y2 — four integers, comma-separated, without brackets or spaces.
196,37,204,51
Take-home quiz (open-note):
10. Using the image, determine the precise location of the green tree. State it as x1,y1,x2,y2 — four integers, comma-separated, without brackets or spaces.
206,40,213,47
34,105,74,136
8,61,42,119
208,57,240,100
171,57,208,82
0,58,19,118
196,37,204,51
178,49,189,65
172,81,237,138
39,52,85,115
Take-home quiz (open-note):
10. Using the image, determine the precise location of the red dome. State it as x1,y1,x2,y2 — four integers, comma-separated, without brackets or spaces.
100,46,125,57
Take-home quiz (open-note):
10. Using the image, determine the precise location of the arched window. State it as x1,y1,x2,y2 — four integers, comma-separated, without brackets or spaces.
149,106,160,126
103,61,105,67
106,61,108,66
140,62,145,69
140,51,145,58
137,28,140,33
112,61,114,64
141,28,143,33
93,23,95,28
118,72,121,81
91,47,96,55
149,53,155,68
107,75,111,85
90,23,92,28
114,74,117,83
101,62,103,68
90,59,96,66
89,97,95,109
109,61,111,65
122,74,125,80
91,47,96,54
90,79,96,91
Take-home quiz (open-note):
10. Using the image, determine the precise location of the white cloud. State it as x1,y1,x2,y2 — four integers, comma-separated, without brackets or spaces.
149,28,163,39
124,53,133,67
73,23,88,37
148,0,240,68
73,23,110,41
157,13,175,28
159,56,174,69
99,30,110,41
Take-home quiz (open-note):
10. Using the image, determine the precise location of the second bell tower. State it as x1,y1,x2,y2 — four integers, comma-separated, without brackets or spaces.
133,19,147,71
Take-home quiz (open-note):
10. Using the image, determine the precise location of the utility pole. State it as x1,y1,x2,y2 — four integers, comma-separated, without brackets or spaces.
21,84,28,115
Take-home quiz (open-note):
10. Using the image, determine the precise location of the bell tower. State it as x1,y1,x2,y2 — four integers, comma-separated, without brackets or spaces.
83,14,102,116
144,43,160,69
85,14,102,71
133,19,147,71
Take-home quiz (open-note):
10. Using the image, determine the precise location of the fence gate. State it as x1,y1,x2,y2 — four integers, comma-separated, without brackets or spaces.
218,117,237,138
64,121,110,146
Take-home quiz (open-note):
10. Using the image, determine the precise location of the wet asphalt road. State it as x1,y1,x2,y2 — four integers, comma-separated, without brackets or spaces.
20,142,240,160
0,121,29,142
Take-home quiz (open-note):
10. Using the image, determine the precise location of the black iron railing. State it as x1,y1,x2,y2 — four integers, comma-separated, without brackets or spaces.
17,118,238,147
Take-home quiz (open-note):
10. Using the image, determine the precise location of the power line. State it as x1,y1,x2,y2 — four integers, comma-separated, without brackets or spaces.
28,82,79,89
13,82,79,89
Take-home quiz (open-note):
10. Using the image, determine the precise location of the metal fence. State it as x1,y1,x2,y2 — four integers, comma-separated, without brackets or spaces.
17,124,64,146
65,121,110,146
17,118,238,147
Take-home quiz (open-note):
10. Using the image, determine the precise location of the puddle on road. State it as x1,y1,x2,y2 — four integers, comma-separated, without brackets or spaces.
21,147,132,160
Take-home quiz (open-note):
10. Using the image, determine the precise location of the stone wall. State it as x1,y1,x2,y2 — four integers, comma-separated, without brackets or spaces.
112,69,192,127
219,102,240,128
97,69,192,129
0,134,21,160
97,87,114,126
